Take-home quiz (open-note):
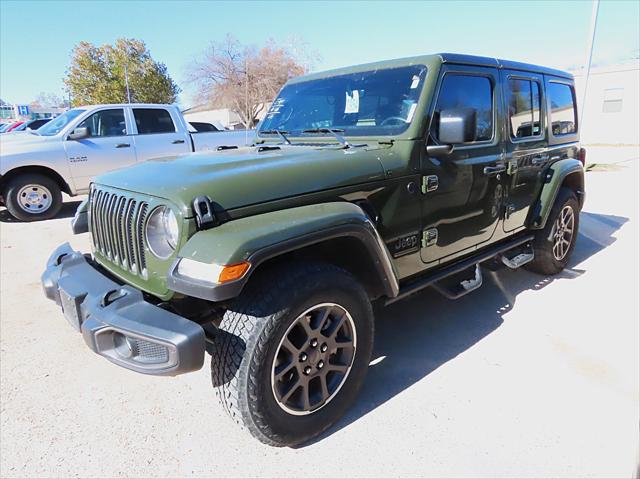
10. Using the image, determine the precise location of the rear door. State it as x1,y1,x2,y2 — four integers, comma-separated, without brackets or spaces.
420,64,506,265
501,70,548,232
64,107,136,192
131,107,191,161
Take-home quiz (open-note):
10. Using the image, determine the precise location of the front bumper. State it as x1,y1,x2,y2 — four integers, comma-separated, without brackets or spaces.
41,243,205,376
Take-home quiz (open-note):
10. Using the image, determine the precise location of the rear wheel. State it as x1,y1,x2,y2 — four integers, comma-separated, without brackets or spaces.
210,262,374,446
526,187,579,275
4,174,62,221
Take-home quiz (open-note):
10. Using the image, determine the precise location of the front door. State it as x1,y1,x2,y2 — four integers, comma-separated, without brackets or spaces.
64,108,136,192
420,65,506,265
501,70,548,232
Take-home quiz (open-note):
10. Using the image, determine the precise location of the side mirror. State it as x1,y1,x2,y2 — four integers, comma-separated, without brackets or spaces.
68,127,90,141
438,108,477,145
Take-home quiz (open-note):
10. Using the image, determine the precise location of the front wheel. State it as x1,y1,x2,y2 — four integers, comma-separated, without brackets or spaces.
3,174,62,221
210,262,374,446
526,187,580,275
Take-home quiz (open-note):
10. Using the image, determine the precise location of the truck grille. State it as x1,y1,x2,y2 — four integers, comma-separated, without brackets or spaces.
89,188,149,278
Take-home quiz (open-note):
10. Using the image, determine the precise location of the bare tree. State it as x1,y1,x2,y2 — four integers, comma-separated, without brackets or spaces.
188,35,311,128
30,92,69,109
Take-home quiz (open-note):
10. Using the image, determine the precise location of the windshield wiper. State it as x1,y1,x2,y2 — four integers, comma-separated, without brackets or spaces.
260,129,291,145
302,128,351,148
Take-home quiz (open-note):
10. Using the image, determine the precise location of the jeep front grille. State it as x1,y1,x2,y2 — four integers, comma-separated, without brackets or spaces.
89,188,149,278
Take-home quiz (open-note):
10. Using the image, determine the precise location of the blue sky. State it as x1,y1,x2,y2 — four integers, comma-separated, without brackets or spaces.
1,0,638,107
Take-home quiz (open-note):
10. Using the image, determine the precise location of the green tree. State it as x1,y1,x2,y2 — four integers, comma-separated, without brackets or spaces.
64,38,180,106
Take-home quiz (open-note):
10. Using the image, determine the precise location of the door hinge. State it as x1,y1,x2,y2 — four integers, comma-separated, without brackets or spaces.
422,228,438,248
507,160,518,176
421,175,439,194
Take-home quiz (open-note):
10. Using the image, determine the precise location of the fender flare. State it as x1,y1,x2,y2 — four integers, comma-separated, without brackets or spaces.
530,158,584,230
167,202,399,302
0,164,74,196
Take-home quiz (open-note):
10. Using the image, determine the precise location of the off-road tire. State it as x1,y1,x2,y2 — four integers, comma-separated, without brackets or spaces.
210,262,374,446
3,173,62,222
526,187,579,275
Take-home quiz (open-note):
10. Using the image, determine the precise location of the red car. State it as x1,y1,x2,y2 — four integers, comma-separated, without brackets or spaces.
4,121,25,133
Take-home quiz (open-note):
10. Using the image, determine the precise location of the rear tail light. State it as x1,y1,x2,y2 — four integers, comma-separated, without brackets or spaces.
578,147,586,166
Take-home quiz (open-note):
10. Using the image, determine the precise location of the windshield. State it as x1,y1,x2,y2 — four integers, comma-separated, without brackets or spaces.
259,65,427,138
37,109,86,136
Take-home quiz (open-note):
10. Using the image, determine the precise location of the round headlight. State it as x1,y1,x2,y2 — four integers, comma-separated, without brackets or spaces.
145,206,179,259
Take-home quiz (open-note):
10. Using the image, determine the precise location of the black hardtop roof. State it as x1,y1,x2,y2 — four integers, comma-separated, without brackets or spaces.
290,53,574,84
438,53,573,79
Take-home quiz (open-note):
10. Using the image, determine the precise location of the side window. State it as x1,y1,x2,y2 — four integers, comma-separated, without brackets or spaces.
434,74,493,142
548,82,577,135
133,108,176,134
77,109,126,137
508,79,542,139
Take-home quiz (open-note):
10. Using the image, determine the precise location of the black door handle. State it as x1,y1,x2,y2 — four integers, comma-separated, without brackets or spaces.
115,143,130,148
483,164,507,176
172,139,185,144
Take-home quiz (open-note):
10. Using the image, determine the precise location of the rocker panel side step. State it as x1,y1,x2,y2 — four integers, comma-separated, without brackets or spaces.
386,234,535,305
501,252,534,269
500,242,535,269
432,264,483,299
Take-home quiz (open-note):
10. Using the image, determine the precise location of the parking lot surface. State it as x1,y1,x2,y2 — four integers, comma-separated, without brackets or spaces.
1,149,638,478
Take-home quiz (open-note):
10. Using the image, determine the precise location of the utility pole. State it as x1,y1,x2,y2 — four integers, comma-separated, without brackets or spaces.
124,63,132,104
245,57,249,144
124,42,132,104
580,0,600,128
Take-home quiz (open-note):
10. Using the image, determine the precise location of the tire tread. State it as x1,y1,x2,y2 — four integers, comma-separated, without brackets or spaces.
211,262,370,446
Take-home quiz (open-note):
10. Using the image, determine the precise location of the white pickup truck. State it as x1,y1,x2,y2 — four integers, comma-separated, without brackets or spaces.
0,103,254,221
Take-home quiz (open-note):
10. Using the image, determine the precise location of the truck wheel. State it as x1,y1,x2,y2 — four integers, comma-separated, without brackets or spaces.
3,174,62,221
526,187,580,275
211,262,374,446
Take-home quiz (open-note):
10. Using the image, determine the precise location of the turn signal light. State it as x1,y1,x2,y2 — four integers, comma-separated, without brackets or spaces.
218,262,251,283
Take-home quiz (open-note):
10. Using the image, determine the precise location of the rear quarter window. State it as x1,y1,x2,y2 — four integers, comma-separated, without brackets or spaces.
548,82,577,136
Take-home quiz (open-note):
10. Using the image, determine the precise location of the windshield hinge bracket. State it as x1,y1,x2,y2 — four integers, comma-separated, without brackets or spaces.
192,196,219,230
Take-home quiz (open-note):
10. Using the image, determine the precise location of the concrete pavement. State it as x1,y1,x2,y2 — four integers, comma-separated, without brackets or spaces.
1,151,638,478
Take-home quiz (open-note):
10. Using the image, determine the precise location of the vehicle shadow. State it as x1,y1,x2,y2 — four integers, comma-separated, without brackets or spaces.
303,211,628,446
0,200,82,223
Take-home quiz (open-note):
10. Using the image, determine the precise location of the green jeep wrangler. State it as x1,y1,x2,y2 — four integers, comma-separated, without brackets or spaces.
42,53,585,446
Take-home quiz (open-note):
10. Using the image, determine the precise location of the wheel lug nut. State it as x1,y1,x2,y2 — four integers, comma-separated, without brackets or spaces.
303,366,312,375
320,343,328,352
317,360,324,369
299,352,307,362
310,339,318,348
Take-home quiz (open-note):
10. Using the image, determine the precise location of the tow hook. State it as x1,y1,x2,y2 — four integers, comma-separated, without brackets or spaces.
101,289,128,308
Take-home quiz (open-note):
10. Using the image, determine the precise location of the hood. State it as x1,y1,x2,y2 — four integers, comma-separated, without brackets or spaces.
0,131,51,149
96,144,388,216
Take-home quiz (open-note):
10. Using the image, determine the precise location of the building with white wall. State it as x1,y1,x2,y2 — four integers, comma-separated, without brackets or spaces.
182,106,242,130
182,103,271,130
573,62,639,145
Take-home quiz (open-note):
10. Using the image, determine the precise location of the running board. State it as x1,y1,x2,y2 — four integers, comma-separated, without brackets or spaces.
501,252,534,269
385,234,535,306
432,264,483,299
500,241,535,269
